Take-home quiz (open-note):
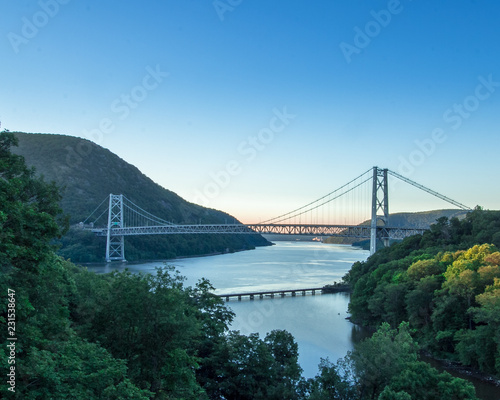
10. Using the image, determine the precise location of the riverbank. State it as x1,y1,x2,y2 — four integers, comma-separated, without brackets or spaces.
348,316,500,399
321,283,351,293
420,351,500,396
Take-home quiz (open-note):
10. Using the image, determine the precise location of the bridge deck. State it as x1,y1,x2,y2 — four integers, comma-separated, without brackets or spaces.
88,223,427,240
217,285,349,301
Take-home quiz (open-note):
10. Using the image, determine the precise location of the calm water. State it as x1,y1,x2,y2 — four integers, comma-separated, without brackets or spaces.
87,241,369,377
85,241,500,398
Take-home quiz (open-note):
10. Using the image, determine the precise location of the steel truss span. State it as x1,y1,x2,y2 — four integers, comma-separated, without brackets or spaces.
92,223,426,240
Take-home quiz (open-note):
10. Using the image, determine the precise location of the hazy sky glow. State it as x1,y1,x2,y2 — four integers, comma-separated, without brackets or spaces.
1,0,499,223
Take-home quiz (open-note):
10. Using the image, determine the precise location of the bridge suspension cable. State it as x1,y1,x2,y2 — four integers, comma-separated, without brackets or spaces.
259,168,373,224
387,169,471,211
82,195,175,227
122,195,175,226
82,197,109,225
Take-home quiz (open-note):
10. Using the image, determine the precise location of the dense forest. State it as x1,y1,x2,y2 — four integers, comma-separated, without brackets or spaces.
11,132,270,262
0,131,488,399
346,209,500,379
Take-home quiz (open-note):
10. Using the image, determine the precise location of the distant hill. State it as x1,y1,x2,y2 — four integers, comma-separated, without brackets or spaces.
324,209,469,247
12,132,270,262
382,209,469,228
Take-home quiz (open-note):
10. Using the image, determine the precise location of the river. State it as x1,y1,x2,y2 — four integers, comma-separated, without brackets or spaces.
87,241,369,377
85,241,499,399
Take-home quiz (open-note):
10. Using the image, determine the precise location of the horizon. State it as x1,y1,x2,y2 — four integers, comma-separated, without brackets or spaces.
1,1,499,222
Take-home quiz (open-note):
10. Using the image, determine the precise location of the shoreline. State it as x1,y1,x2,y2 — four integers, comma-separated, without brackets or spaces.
348,317,500,395
420,350,500,389
74,242,276,267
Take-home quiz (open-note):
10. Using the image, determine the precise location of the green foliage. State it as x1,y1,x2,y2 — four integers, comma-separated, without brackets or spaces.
19,336,153,399
387,360,477,400
305,358,357,400
455,278,500,374
0,132,67,273
347,207,500,378
350,322,418,398
304,323,477,400
212,329,303,400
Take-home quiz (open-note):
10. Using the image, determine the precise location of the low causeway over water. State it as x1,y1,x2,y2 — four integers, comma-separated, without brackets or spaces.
217,284,350,302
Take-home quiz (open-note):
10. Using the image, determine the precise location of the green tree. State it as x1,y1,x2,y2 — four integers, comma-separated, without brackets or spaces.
456,278,500,375
387,360,477,400
306,358,357,400
265,329,303,399
73,267,205,398
1,131,147,398
349,322,418,399
217,329,303,400
20,335,153,399
0,131,67,274
348,322,477,400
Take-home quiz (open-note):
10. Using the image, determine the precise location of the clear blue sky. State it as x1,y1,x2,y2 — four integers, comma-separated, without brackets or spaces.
1,0,499,222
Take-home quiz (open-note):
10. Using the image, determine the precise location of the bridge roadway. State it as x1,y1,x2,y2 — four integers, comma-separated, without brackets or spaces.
91,223,427,240
218,287,327,302
217,284,352,301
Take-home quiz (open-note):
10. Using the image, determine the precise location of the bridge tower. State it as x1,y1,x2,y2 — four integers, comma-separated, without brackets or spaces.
370,167,389,255
106,194,126,262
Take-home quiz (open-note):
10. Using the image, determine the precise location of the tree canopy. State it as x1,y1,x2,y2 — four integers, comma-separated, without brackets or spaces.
0,131,485,399
346,208,500,379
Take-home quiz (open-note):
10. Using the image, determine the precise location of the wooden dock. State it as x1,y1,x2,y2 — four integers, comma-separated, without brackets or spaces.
217,285,349,302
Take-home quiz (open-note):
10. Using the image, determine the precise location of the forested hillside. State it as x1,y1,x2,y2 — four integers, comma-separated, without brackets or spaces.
346,210,500,380
1,129,482,400
11,132,269,262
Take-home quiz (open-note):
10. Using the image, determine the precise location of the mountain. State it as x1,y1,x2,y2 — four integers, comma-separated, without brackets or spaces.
11,132,270,262
381,209,469,228
324,209,470,247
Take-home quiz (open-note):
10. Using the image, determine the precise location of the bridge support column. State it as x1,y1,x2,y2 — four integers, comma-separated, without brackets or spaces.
370,167,390,255
106,194,126,262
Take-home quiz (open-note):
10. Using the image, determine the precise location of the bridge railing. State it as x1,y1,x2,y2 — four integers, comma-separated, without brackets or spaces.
83,222,427,239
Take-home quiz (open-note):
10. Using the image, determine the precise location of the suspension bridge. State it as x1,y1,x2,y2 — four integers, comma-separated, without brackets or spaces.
81,167,471,262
